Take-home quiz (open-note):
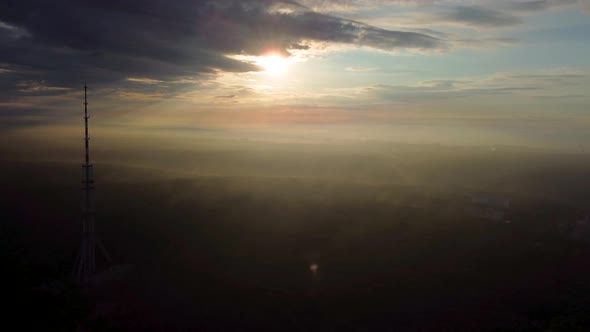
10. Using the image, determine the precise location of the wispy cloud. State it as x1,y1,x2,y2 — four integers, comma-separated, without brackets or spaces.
437,6,522,27
345,66,378,72
364,69,590,103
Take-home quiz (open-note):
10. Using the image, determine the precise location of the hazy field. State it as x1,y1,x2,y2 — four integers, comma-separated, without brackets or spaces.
2,127,590,331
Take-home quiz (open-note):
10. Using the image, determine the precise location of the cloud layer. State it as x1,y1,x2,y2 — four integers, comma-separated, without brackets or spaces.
0,0,444,99
0,0,587,118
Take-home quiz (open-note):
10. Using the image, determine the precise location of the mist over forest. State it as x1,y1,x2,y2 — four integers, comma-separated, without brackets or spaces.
3,125,590,331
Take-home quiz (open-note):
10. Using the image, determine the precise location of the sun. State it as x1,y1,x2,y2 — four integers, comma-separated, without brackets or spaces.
255,53,289,76
229,52,300,77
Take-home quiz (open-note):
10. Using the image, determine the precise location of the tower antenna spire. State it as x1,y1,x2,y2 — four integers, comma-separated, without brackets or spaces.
74,83,111,283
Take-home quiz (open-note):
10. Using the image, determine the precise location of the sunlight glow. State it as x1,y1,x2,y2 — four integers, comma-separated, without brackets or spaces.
228,52,306,79
256,54,289,76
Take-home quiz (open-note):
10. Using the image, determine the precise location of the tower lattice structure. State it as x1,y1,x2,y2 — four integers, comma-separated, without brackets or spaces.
74,83,98,283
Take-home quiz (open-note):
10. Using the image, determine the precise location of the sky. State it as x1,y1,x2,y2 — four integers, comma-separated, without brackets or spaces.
1,0,590,150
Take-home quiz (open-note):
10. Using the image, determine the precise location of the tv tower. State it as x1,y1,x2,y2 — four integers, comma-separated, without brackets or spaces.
74,83,110,283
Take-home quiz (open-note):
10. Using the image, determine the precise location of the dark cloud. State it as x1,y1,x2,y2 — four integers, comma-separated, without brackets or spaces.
357,26,441,49
508,0,550,11
0,0,442,99
440,6,522,27
505,0,584,13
